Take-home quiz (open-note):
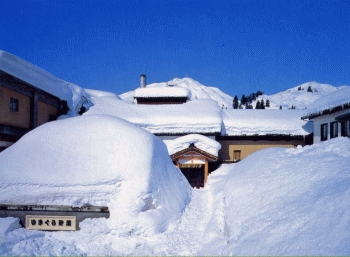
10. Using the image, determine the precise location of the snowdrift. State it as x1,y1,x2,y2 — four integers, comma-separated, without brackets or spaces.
202,137,350,255
0,115,191,235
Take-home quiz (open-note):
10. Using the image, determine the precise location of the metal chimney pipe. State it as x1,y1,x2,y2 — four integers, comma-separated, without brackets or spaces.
140,74,146,88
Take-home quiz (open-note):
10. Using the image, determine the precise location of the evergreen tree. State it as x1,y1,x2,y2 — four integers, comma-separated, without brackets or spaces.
233,95,239,109
260,99,265,109
266,99,270,108
279,105,282,109
298,86,302,91
245,103,253,109
255,100,261,109
240,94,247,105
307,85,313,92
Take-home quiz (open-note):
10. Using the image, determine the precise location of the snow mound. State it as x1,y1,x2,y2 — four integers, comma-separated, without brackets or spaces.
202,137,350,255
303,85,350,118
0,115,191,235
120,77,234,108
165,134,221,156
222,109,311,136
86,92,222,135
0,50,91,115
135,86,191,99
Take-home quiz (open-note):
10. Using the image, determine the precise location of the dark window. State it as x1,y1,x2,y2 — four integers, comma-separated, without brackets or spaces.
341,120,350,137
321,123,328,141
234,150,241,162
10,97,19,112
330,122,338,139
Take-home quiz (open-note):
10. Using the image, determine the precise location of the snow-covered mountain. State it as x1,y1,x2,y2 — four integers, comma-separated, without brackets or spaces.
120,78,345,110
254,82,342,110
119,77,234,108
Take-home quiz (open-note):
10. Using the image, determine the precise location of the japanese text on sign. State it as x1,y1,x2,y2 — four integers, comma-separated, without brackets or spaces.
25,215,76,231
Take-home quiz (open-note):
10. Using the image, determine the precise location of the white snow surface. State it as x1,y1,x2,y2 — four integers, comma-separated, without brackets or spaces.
0,50,91,115
222,109,312,136
0,115,191,236
165,134,222,156
303,85,350,118
134,86,191,99
255,81,339,110
120,77,234,108
1,137,350,255
86,89,223,135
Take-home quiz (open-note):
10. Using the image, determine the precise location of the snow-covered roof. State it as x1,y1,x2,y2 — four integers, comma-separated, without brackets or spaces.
86,91,223,135
165,134,221,157
302,86,350,119
0,50,90,114
120,77,233,108
134,86,191,99
222,109,312,136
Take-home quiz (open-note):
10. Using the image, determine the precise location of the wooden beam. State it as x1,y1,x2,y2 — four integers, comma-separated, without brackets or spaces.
204,159,209,185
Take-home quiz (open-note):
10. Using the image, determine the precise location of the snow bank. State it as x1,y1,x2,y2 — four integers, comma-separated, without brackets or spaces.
0,115,191,235
303,85,350,118
135,86,191,99
0,50,91,115
202,137,350,255
86,91,222,135
165,134,221,156
222,109,311,136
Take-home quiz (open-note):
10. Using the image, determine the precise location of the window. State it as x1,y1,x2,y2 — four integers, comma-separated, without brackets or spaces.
321,123,328,141
233,150,241,162
10,97,19,112
341,120,350,137
330,122,338,139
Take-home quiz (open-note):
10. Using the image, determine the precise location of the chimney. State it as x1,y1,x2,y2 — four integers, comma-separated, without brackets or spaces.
140,74,146,88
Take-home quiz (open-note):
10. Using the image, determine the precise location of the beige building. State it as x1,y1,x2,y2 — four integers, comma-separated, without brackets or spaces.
0,69,67,151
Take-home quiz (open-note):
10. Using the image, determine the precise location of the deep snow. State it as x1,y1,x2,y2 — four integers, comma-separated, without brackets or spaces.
1,137,350,255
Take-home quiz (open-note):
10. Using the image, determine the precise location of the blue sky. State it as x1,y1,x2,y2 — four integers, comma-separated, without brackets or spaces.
1,0,349,97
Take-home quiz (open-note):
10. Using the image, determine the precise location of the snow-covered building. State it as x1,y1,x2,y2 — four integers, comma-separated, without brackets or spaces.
302,86,350,143
0,50,90,151
134,75,191,105
218,109,312,162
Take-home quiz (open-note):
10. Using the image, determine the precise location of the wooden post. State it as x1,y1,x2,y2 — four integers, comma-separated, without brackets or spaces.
204,159,209,185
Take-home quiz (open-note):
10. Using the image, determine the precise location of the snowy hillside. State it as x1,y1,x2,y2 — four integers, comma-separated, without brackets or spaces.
119,77,234,108
254,82,340,110
1,137,350,255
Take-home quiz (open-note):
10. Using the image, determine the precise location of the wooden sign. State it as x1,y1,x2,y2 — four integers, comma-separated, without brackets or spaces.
25,215,76,231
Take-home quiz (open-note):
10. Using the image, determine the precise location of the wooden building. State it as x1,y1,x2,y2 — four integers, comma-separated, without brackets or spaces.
0,69,67,151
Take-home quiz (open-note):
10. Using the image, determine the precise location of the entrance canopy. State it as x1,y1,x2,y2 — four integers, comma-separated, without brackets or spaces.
167,135,221,187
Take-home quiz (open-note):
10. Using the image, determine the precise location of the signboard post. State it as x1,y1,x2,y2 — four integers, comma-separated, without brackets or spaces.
25,215,76,231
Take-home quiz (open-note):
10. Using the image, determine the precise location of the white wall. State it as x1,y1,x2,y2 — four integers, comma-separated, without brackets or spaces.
313,109,349,143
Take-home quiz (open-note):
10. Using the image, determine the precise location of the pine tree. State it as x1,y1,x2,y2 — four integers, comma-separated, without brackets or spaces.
266,99,270,108
298,86,302,91
240,94,247,105
307,85,313,92
255,100,261,109
279,105,282,109
233,95,239,109
260,99,265,109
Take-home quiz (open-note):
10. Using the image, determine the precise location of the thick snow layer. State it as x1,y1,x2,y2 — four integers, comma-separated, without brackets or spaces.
303,85,350,118
222,109,312,136
255,81,339,110
86,90,222,134
135,86,191,99
1,137,350,255
0,115,191,236
165,134,221,156
203,137,350,255
0,50,91,115
120,77,234,108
